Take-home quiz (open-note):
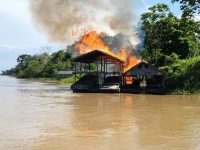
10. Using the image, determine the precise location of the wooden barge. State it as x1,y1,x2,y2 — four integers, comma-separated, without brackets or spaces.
70,50,165,94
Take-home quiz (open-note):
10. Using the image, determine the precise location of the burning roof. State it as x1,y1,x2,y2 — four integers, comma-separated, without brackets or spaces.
73,31,141,72
125,61,163,76
72,50,125,63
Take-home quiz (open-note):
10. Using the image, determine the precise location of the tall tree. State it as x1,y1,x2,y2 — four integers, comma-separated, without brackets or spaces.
16,54,32,70
140,3,200,66
140,4,179,65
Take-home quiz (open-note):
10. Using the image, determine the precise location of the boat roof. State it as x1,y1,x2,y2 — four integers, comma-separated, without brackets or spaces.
125,61,163,76
72,50,125,63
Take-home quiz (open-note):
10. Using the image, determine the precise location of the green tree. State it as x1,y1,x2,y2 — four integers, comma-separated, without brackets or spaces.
26,60,45,78
140,4,180,65
43,50,72,77
16,54,32,70
140,3,200,66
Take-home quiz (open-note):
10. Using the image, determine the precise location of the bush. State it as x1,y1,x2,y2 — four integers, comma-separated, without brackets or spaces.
160,56,200,93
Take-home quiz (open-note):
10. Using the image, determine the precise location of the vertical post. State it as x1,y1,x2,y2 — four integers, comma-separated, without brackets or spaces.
121,62,123,87
122,75,123,87
97,62,99,73
105,58,108,73
96,61,99,85
121,62,123,73
100,56,102,85
100,56,102,73
75,62,77,82
104,58,106,79
80,63,82,78
89,63,91,73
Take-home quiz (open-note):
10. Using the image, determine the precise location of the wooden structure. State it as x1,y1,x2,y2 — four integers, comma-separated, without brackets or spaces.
71,50,124,93
123,61,165,94
70,51,165,94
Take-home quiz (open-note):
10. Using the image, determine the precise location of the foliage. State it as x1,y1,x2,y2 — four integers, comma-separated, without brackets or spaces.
160,56,200,93
3,50,73,79
140,3,200,67
140,3,200,94
59,76,75,84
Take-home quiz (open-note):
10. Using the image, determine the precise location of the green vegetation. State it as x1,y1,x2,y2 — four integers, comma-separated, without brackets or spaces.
2,0,200,93
59,76,75,84
2,50,73,83
139,2,200,94
2,50,96,84
160,56,200,94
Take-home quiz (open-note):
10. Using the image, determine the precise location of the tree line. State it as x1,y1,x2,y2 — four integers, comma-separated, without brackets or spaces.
2,50,72,78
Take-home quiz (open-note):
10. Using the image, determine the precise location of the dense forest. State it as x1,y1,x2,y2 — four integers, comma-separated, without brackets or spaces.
139,0,200,93
2,50,73,78
2,0,200,93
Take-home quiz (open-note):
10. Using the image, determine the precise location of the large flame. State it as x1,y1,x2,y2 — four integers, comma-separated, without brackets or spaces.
123,50,141,72
74,31,140,72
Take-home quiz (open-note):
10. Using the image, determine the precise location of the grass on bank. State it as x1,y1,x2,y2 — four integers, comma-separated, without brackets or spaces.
169,89,200,95
26,76,75,85
59,76,75,84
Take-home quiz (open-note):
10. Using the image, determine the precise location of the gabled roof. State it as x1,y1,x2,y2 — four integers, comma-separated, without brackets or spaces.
72,50,125,63
125,61,163,76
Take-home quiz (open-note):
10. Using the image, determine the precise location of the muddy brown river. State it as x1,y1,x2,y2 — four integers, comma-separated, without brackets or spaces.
0,76,200,150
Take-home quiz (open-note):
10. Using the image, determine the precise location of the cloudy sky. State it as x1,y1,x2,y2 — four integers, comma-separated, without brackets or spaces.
0,0,182,72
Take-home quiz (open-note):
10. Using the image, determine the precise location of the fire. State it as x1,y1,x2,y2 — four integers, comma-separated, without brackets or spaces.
75,31,127,61
125,76,133,84
74,31,140,72
123,51,141,72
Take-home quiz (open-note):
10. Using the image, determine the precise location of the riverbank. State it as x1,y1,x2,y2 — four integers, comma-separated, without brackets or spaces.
27,76,74,85
24,78,200,95
169,89,200,95
1,75,199,95
1,75,74,85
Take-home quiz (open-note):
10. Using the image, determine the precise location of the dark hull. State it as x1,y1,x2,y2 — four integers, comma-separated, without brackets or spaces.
72,85,166,94
71,84,121,93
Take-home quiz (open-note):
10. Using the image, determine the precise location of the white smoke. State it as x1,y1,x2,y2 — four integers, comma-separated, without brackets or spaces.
30,0,139,46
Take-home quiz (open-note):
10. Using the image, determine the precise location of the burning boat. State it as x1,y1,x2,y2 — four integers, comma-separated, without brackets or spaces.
69,31,165,94
70,51,165,94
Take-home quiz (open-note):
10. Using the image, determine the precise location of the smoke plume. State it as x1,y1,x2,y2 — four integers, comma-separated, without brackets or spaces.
30,0,139,45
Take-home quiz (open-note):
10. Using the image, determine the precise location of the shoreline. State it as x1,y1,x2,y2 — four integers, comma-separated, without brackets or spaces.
26,78,74,85
27,78,200,95
1,75,199,95
24,77,74,85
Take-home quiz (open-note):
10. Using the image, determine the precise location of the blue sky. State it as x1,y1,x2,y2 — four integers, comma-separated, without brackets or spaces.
144,0,181,15
0,0,182,72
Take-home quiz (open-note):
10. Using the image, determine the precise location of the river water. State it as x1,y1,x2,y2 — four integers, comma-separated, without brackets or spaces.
0,76,200,150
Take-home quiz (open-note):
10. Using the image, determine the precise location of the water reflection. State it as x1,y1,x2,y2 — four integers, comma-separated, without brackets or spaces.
1,76,200,150
70,94,135,135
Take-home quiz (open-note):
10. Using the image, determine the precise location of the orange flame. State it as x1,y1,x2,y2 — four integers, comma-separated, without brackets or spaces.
123,50,141,72
74,31,140,72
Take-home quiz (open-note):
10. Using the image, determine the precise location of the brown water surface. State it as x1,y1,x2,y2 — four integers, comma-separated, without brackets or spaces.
0,76,200,150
